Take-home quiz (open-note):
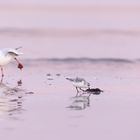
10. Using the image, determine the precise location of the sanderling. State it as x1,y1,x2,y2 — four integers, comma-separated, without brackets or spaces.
66,77,90,96
0,47,23,81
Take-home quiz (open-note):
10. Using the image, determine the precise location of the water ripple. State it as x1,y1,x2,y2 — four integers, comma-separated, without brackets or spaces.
0,81,34,120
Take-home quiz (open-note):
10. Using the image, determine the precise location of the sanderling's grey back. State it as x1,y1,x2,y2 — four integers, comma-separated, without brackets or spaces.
66,77,85,82
66,77,90,96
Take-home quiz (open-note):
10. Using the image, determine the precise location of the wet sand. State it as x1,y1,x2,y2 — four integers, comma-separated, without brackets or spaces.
0,60,140,140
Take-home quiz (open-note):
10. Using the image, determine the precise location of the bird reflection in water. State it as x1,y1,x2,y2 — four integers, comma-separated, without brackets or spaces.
67,95,91,110
67,88,103,110
0,80,33,119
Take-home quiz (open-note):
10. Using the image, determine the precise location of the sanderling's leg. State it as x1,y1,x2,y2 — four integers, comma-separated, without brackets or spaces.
76,87,79,96
79,88,85,92
88,93,92,97
79,88,87,96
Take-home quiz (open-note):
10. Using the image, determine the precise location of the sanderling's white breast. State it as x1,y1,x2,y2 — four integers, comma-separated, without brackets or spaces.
66,77,90,96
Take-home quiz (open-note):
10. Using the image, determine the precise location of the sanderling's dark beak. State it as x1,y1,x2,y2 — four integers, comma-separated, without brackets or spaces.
66,78,71,81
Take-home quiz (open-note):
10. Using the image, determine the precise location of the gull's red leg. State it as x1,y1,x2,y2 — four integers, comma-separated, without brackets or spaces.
0,67,4,82
1,67,4,77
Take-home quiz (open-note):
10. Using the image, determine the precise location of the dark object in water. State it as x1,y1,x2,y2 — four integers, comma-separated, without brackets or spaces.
18,63,23,70
85,88,103,95
46,73,51,76
17,80,22,86
56,73,61,76
47,78,53,81
26,92,34,94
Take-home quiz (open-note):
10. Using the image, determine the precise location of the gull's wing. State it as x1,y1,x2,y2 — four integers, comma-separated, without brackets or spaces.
3,48,23,56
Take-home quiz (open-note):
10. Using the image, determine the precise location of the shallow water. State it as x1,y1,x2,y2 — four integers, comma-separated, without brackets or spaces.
0,60,140,140
0,2,140,139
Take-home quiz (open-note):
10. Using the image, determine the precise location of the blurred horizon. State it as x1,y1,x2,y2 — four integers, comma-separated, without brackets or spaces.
0,1,140,59
0,1,140,30
1,0,140,6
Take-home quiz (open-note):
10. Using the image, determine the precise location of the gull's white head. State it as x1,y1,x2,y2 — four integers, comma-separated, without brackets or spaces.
0,47,23,66
4,48,23,57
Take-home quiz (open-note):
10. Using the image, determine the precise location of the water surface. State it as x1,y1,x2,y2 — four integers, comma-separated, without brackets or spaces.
0,60,140,140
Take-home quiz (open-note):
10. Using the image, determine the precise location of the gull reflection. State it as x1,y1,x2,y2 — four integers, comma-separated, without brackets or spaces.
0,80,33,119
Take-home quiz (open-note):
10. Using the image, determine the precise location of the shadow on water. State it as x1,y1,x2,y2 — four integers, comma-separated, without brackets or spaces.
67,95,91,110
0,80,34,120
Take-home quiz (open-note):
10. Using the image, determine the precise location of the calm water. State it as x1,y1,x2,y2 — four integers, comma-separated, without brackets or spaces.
0,4,140,140
0,60,140,140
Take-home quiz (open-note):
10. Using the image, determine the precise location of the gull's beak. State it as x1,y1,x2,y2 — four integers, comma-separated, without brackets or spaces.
15,52,23,55
15,46,22,50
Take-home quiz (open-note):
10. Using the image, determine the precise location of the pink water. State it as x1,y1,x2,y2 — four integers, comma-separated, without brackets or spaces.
0,61,140,140
0,2,140,140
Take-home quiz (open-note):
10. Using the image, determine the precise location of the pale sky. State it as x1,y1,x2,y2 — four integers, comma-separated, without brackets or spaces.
1,0,140,6
0,0,140,59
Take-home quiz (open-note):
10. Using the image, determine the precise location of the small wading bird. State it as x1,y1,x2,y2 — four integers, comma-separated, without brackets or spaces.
66,77,90,96
0,47,23,81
